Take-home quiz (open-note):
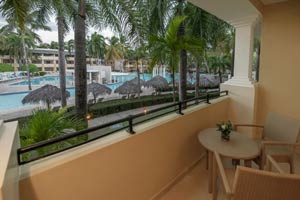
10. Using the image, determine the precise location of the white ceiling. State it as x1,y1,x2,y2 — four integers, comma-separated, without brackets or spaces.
260,0,288,5
188,0,260,24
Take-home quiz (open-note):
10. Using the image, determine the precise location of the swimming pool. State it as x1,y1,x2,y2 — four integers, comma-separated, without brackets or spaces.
1,73,151,112
0,73,182,112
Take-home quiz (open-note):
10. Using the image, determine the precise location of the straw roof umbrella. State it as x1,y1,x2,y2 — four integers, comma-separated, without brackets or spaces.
87,83,112,103
200,74,220,88
145,75,169,90
128,77,145,85
22,84,70,109
114,81,142,98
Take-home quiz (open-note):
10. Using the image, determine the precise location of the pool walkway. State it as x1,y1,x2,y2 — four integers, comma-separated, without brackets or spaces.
88,102,173,128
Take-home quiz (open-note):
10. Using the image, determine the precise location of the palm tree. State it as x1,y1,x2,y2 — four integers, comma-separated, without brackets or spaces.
2,32,37,70
66,39,75,54
176,0,188,104
184,4,208,101
105,36,123,71
207,54,231,84
35,0,77,107
149,16,202,102
0,2,50,90
87,32,106,65
74,0,87,119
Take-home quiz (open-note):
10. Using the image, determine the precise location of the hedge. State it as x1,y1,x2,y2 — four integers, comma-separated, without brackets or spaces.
88,93,198,118
0,63,14,72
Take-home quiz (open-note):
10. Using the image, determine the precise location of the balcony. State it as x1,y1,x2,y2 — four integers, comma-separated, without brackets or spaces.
1,0,300,199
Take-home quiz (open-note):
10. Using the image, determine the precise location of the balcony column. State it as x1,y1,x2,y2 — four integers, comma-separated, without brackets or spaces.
89,72,92,83
98,72,101,84
221,16,260,138
225,16,258,86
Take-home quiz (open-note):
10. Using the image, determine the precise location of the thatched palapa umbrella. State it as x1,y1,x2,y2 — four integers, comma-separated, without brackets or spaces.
198,74,220,88
114,81,142,98
127,77,145,85
22,84,70,109
87,83,112,103
145,75,169,91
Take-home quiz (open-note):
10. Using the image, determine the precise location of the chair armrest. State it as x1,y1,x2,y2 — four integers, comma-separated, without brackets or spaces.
261,141,294,146
266,155,285,174
214,151,232,196
234,124,264,130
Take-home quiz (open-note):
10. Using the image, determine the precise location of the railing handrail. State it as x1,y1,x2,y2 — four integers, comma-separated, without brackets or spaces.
17,90,228,165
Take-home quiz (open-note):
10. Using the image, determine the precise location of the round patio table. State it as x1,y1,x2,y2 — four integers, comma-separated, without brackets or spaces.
198,128,260,193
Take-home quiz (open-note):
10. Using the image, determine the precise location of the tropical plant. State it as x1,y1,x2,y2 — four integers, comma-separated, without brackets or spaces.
20,108,86,146
207,54,231,84
87,32,106,65
0,1,50,90
38,43,51,49
66,39,75,54
105,36,123,70
149,16,202,102
0,63,14,72
21,64,39,73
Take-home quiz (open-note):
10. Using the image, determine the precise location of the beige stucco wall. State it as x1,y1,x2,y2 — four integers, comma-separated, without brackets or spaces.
257,0,300,123
19,98,229,200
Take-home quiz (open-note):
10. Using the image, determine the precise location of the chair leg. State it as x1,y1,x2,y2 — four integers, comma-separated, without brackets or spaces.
208,151,213,193
290,159,295,174
212,156,218,200
206,150,209,170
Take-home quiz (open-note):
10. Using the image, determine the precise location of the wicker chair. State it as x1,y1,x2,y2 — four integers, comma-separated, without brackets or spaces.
212,151,300,200
234,112,300,172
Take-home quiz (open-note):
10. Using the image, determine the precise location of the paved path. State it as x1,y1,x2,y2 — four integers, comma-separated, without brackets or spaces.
88,102,173,128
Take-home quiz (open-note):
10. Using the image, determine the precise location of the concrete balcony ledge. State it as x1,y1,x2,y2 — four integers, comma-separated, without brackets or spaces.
0,121,19,200
19,96,229,200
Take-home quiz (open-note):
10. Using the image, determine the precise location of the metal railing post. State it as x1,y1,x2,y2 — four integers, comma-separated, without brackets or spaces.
17,149,22,165
226,90,229,96
206,93,211,104
127,115,135,134
177,102,184,115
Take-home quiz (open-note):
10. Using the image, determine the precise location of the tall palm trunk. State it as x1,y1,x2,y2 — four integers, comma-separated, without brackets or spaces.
172,66,176,102
57,16,67,107
177,0,187,105
195,63,200,103
21,31,32,91
195,9,203,103
75,0,87,118
136,58,141,99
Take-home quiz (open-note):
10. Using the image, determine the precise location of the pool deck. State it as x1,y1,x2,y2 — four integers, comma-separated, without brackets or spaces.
0,78,75,94
0,87,157,121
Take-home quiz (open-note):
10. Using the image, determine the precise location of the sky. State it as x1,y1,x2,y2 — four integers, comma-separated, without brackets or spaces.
0,15,115,44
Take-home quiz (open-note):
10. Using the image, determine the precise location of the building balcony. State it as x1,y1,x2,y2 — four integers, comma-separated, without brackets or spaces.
1,94,299,200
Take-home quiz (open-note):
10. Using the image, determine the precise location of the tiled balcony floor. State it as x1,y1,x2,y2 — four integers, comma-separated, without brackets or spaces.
159,154,300,200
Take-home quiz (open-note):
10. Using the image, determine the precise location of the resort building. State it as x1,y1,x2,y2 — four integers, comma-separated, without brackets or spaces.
0,48,150,73
1,0,300,200
0,48,99,72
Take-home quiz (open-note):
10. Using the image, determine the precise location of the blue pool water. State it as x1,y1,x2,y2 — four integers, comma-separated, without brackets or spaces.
1,73,176,111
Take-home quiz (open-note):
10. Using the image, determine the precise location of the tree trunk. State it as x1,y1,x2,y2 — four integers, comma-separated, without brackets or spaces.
172,66,176,102
21,31,32,91
75,0,87,118
57,16,67,107
177,0,187,105
218,70,223,84
136,58,141,99
195,62,200,103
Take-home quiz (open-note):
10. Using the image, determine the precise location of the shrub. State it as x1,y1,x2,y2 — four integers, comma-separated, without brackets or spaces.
88,94,197,118
20,108,86,147
21,64,39,73
39,71,47,76
0,63,14,72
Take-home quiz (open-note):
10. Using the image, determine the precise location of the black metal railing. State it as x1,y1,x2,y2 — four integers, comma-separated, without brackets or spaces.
17,90,228,165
